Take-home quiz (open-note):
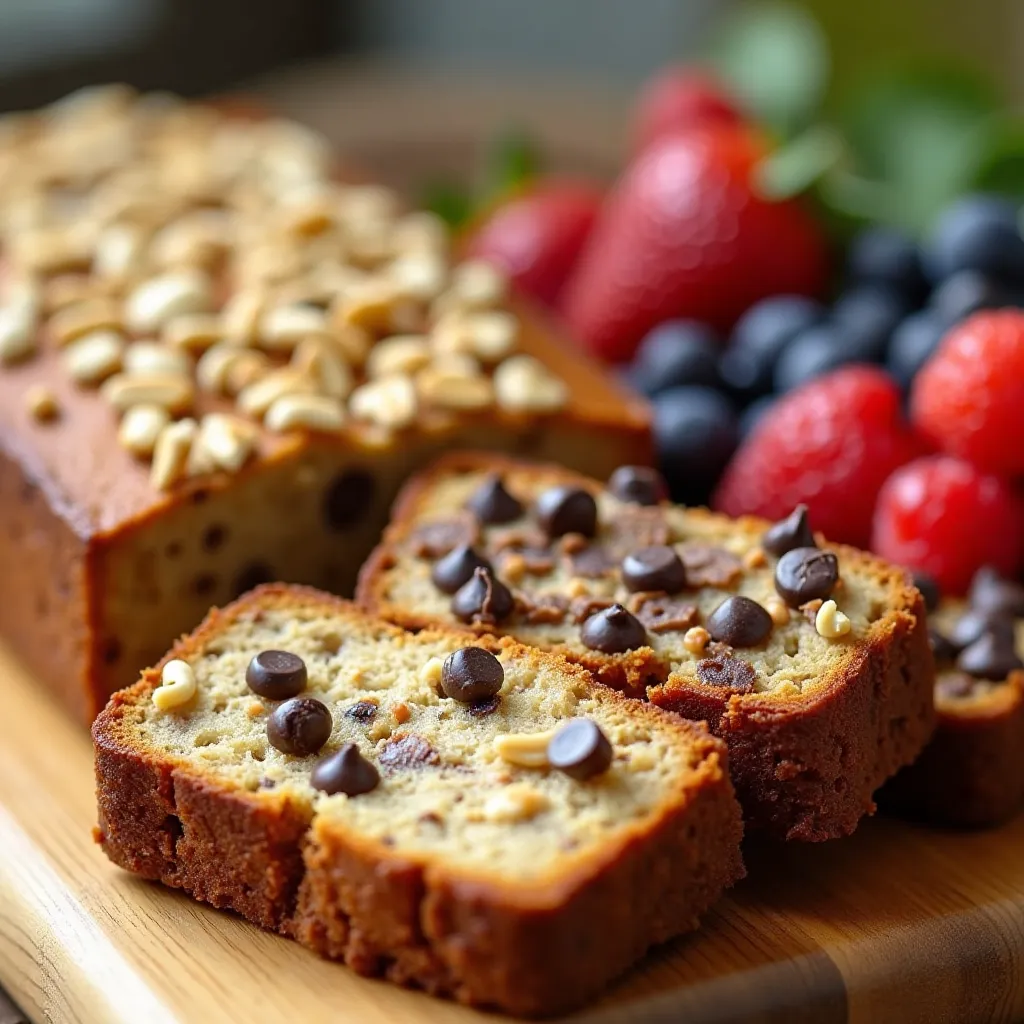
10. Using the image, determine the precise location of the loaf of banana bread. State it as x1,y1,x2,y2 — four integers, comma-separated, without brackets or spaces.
0,85,648,721
358,452,936,841
93,585,744,1017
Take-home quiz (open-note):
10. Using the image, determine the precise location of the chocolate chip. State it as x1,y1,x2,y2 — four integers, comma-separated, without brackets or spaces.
580,603,648,653
431,545,492,594
950,607,1010,650
440,647,505,703
929,629,957,663
467,695,501,717
774,547,839,607
706,596,773,648
957,621,1023,680
310,743,380,796
324,469,374,531
409,515,480,558
969,566,1024,618
465,474,523,524
246,650,308,700
345,700,378,723
607,465,668,507
234,561,274,598
516,593,569,625
202,523,228,552
534,486,598,539
762,505,815,557
632,597,700,634
266,697,332,756
621,545,687,593
451,567,513,625
570,544,617,579
379,733,440,769
695,656,756,694
547,719,613,780
913,572,941,613
677,543,744,588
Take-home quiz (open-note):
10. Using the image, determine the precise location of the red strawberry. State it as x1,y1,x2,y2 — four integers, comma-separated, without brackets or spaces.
872,455,1024,594
465,181,603,308
561,126,828,363
714,366,920,548
633,68,742,154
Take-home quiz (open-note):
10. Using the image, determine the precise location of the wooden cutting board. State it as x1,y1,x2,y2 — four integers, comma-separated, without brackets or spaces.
1,641,1022,1024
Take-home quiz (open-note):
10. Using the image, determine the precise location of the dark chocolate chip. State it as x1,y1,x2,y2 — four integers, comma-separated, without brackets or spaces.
762,505,815,557
632,597,700,634
465,474,523,524
695,656,756,694
621,545,687,593
950,607,1011,650
450,567,513,625
440,647,505,703
607,465,668,507
233,561,274,598
379,733,440,768
677,543,744,588
774,547,839,607
534,486,598,539
706,596,774,648
913,572,941,613
547,719,613,780
266,697,332,756
202,523,228,552
431,545,492,594
310,743,380,796
409,516,479,559
929,629,957,663
969,566,1024,618
580,603,648,653
467,695,501,717
956,621,1023,680
345,700,378,723
570,544,617,579
324,469,374,531
246,650,308,700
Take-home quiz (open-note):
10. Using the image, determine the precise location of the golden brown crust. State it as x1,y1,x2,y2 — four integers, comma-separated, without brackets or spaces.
93,585,744,1017
357,452,937,841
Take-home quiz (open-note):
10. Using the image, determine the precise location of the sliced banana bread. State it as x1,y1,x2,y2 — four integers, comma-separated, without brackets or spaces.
358,452,936,841
883,571,1024,828
93,585,744,1017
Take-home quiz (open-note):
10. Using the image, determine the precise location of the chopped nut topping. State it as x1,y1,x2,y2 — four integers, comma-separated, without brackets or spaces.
482,783,548,823
153,658,197,711
63,330,125,385
102,371,194,414
123,341,191,378
125,269,212,334
494,730,557,769
150,418,197,490
815,599,852,639
49,297,123,347
25,384,60,422
349,374,417,430
264,393,346,434
118,404,170,457
365,335,431,379
683,626,711,655
493,355,568,413
765,596,791,626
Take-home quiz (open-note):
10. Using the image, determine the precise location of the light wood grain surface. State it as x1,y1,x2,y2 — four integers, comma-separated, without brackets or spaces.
1,640,1023,1024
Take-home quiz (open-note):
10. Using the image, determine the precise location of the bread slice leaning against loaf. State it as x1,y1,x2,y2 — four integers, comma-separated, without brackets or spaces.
357,452,936,842
93,584,744,1018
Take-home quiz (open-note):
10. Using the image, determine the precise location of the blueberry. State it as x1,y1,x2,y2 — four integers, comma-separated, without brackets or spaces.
773,324,855,392
846,226,928,302
831,286,908,362
653,387,738,505
926,194,1024,285
929,269,1017,327
886,312,946,388
739,395,774,437
628,320,720,396
720,295,824,399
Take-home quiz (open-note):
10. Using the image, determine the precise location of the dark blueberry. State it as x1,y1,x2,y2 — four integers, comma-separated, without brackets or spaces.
607,465,668,506
719,295,825,399
266,697,332,757
431,544,492,594
706,595,773,648
738,395,775,438
579,603,648,653
310,743,380,796
930,629,957,663
885,312,945,388
534,486,598,538
547,719,613,781
926,194,1024,285
846,226,929,303
772,324,855,393
440,647,505,703
929,269,1016,328
465,475,522,524
831,286,908,362
774,547,839,607
911,572,941,613
246,650,308,700
450,567,514,625
629,320,721,396
620,545,687,593
763,505,815,557
653,386,738,505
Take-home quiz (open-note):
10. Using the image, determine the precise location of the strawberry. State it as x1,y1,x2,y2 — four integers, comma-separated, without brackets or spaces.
561,126,828,363
632,68,742,154
464,181,603,308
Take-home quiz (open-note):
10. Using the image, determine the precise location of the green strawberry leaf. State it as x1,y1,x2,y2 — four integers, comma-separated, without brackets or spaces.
420,181,475,230
971,115,1024,199
483,128,541,201
754,125,845,201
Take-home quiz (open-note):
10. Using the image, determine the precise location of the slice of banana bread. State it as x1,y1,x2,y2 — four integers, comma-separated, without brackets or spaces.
883,572,1024,828
93,585,744,1017
358,452,936,841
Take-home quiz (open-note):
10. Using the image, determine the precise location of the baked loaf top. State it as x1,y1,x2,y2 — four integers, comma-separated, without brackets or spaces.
360,452,921,704
95,584,738,890
0,85,645,537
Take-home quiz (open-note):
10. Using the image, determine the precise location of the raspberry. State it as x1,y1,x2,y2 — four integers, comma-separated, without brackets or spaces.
871,456,1024,595
713,366,919,547
911,310,1024,475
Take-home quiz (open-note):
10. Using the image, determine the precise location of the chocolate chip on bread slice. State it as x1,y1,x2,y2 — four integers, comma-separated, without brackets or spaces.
883,570,1024,828
93,584,743,1017
357,452,936,842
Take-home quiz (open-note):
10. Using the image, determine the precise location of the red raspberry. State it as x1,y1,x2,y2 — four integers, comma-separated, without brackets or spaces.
713,366,920,548
911,310,1024,476
872,456,1024,594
